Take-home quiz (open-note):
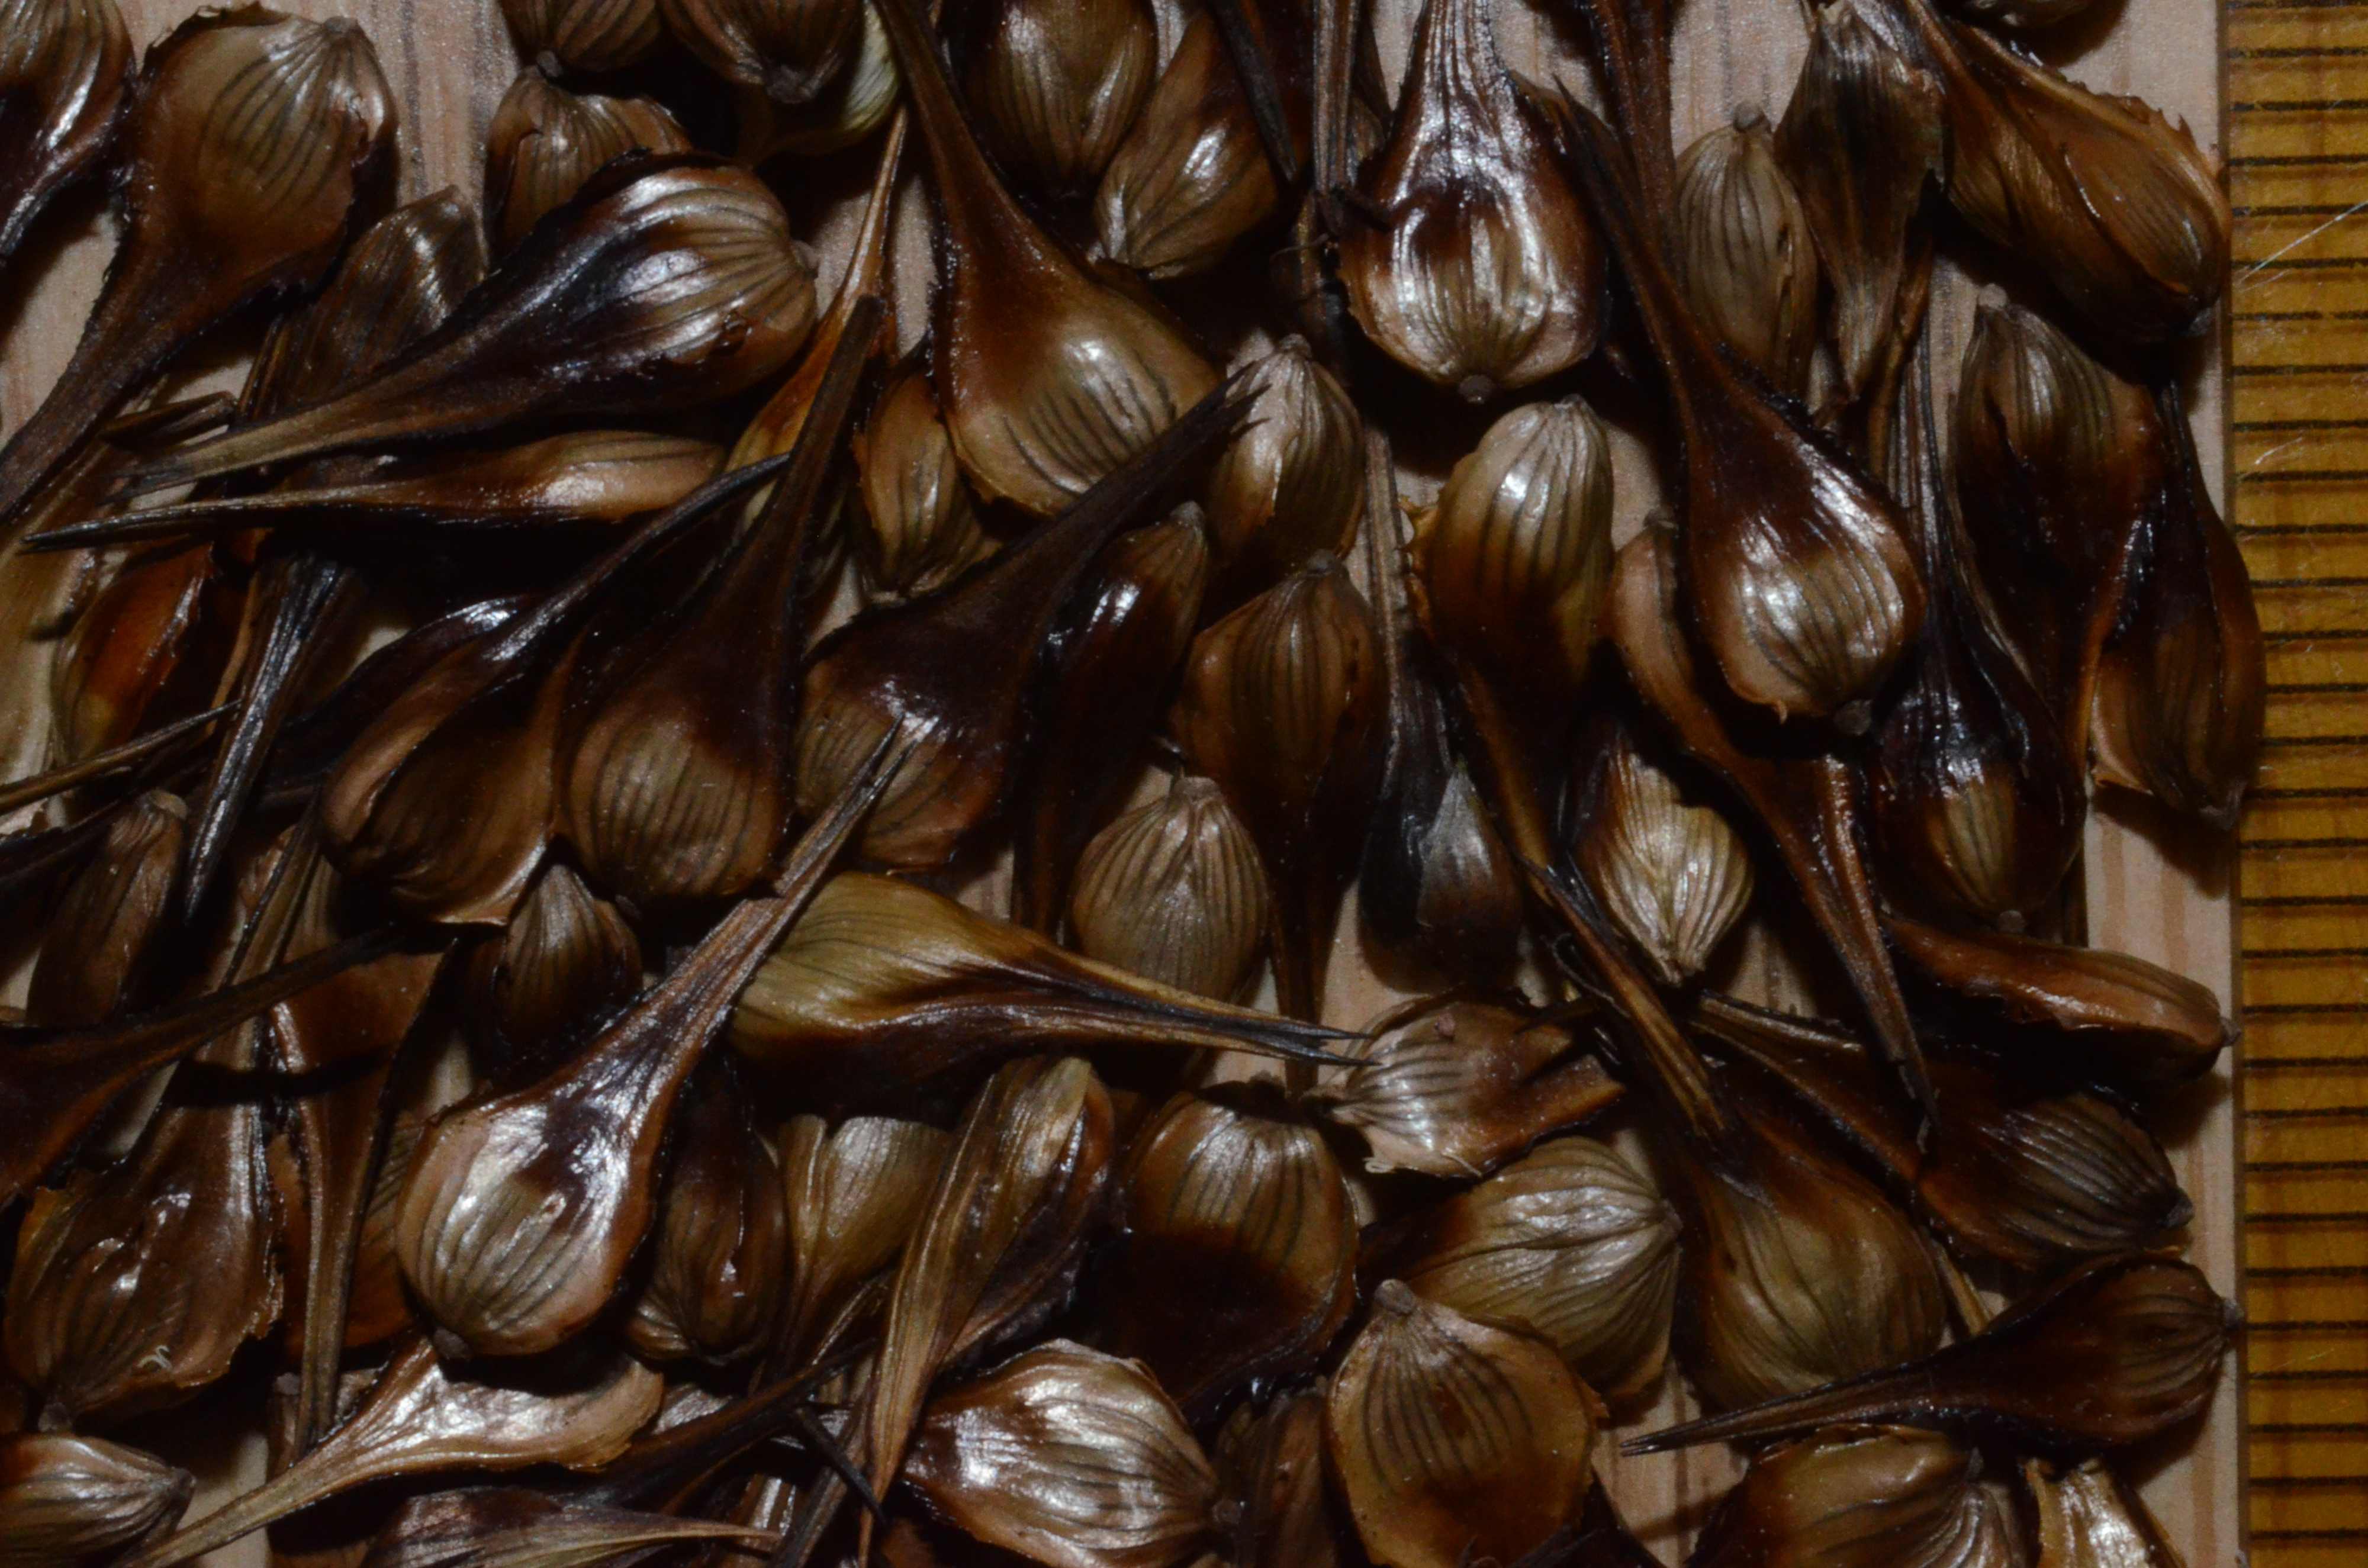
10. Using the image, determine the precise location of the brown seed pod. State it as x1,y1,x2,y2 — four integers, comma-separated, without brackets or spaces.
0,7,395,530
1202,337,1364,597
1357,439,1523,984
318,463,791,925
117,1341,661,1568
1669,1100,1949,1412
123,156,818,497
0,398,228,778
36,432,725,554
1605,520,1932,1114
1868,350,2084,930
727,871,1350,1111
854,356,995,600
242,186,488,425
25,789,184,1027
559,299,882,909
1306,994,1623,1179
1012,508,1213,932
1369,1135,1682,1405
1952,299,2164,727
2089,389,2265,829
626,1065,789,1364
1324,1284,1597,1568
357,1489,773,1568
0,0,132,271
1773,0,1944,410
957,0,1159,194
726,114,903,484
1691,1425,2025,1568
1694,996,2192,1274
1630,1253,2238,1455
1096,1094,1356,1416
1095,3,1310,280
1885,913,2234,1094
1918,1058,2191,1273
1892,0,2229,342
662,0,864,108
875,0,1217,519
905,1340,1220,1568
1172,555,1382,1021
1413,396,1614,864
0,1432,191,1567
392,746,894,1358
863,1057,1117,1538
1556,94,1926,727
1671,106,1820,399
501,0,662,73
1212,1389,1347,1568
5,841,297,1428
46,542,221,764
485,66,690,256
156,185,490,920
736,0,900,160
464,859,644,1086
1340,0,1603,400
778,1113,952,1364
0,919,402,1214
265,845,450,1454
2025,1458,2184,1568
1570,710,1755,989
796,386,1243,871
1067,774,1268,1002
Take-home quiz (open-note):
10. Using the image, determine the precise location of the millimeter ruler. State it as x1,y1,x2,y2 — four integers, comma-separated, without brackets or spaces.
2225,3,2368,1560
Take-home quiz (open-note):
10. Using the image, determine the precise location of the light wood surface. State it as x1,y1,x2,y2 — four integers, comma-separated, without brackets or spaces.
0,1,2245,1564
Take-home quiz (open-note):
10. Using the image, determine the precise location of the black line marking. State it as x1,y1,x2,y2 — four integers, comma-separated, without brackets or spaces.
2254,1369,2368,1383
2232,360,2368,372
2231,154,2368,169
2249,1476,2368,1493
2236,206,2368,223
2242,896,2368,907
2245,1319,2368,1332
2251,1422,2368,1435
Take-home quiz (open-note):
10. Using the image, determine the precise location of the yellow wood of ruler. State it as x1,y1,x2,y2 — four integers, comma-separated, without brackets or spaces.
2226,4,2368,1560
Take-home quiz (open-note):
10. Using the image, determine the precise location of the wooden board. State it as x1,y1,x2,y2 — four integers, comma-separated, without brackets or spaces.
0,0,2249,1564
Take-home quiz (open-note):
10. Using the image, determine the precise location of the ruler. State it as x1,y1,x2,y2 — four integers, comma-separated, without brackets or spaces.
2225,4,2368,1562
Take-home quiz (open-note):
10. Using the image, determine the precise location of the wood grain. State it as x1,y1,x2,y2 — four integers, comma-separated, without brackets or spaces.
0,1,2242,1564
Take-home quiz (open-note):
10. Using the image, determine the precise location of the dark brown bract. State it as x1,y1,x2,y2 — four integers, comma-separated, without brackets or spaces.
0,2,2248,1565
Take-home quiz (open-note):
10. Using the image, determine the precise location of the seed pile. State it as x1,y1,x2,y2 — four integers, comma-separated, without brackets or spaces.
0,0,2253,1564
